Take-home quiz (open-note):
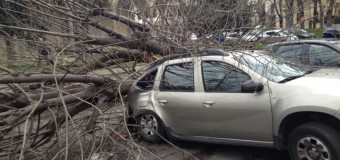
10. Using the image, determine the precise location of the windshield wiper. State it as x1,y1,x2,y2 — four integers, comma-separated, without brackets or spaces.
278,75,304,83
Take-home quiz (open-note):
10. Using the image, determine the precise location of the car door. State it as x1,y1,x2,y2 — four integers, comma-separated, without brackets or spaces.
154,59,207,136
198,59,273,141
274,43,306,65
306,43,340,68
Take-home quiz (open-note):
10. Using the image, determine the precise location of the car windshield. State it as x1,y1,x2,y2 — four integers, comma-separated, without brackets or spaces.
237,54,309,83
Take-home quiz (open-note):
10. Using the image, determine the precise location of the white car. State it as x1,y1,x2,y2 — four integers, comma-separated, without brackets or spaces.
242,29,298,42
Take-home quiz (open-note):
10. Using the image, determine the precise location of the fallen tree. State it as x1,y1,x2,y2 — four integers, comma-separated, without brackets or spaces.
0,0,260,159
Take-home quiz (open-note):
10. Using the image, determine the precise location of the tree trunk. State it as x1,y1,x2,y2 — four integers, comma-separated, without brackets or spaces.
313,0,318,29
318,0,324,28
285,0,294,28
270,2,276,27
5,38,15,66
275,0,284,28
297,0,305,28
326,0,335,27
258,2,266,26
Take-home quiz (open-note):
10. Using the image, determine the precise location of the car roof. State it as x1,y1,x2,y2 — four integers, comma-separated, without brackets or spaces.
148,49,264,70
267,39,337,46
147,48,229,69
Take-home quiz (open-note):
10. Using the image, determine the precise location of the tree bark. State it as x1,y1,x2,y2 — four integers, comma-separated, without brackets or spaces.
6,87,87,110
284,0,294,28
257,2,266,26
270,2,276,27
318,0,324,28
87,36,170,55
91,9,150,32
5,38,15,66
276,0,284,28
0,74,111,85
326,0,335,27
313,0,318,29
297,0,305,28
1,86,98,128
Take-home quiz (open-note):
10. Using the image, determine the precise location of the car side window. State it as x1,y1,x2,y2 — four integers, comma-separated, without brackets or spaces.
276,44,303,63
160,62,194,92
308,44,340,66
136,69,158,91
202,61,250,92
266,32,274,36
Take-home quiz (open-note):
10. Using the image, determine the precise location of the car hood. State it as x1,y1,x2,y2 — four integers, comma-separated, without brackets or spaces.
286,68,340,90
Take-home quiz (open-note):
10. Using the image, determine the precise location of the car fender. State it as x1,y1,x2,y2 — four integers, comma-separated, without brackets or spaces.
272,94,339,135
130,92,170,128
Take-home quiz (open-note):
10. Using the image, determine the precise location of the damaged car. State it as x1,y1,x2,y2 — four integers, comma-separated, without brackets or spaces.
127,49,340,160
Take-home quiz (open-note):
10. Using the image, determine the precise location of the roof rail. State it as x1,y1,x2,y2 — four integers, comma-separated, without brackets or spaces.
147,48,228,69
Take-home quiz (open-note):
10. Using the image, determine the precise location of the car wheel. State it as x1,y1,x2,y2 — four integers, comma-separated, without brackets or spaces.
288,122,340,160
137,113,164,143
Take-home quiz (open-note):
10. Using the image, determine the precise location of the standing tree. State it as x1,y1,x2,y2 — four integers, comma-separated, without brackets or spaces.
274,0,284,28
318,0,324,28
284,0,294,28
297,0,305,28
313,0,318,29
326,0,336,27
185,0,254,36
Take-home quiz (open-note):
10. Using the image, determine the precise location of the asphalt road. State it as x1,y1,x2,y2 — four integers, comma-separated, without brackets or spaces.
138,140,291,160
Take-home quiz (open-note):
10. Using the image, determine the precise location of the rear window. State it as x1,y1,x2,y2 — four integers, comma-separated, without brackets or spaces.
275,44,303,63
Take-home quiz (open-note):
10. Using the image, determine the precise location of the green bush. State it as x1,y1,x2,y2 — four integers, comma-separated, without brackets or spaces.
254,43,267,50
306,28,323,38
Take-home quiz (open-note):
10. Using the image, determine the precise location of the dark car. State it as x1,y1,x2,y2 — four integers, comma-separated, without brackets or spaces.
282,28,315,39
322,27,340,38
265,40,340,68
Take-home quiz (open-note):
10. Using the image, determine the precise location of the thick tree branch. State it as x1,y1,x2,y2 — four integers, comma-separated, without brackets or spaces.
87,36,170,55
91,9,150,32
0,74,112,85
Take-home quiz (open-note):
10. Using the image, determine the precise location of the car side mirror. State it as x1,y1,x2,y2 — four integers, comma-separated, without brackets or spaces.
241,80,264,93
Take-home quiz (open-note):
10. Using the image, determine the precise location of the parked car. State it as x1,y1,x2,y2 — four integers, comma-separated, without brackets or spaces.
282,28,315,39
265,40,340,68
322,27,340,38
201,32,241,43
127,49,340,160
242,29,298,42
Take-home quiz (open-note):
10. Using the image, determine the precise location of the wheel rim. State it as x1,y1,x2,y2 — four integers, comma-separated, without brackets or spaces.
140,114,158,137
296,136,331,160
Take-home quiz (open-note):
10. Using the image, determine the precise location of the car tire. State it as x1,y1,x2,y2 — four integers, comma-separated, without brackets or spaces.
137,113,164,143
287,122,340,160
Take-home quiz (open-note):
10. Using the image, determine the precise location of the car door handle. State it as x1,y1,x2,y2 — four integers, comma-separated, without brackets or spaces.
202,101,215,108
158,100,168,105
203,101,215,105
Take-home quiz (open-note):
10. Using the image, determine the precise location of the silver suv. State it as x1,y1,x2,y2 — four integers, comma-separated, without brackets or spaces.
126,49,340,160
